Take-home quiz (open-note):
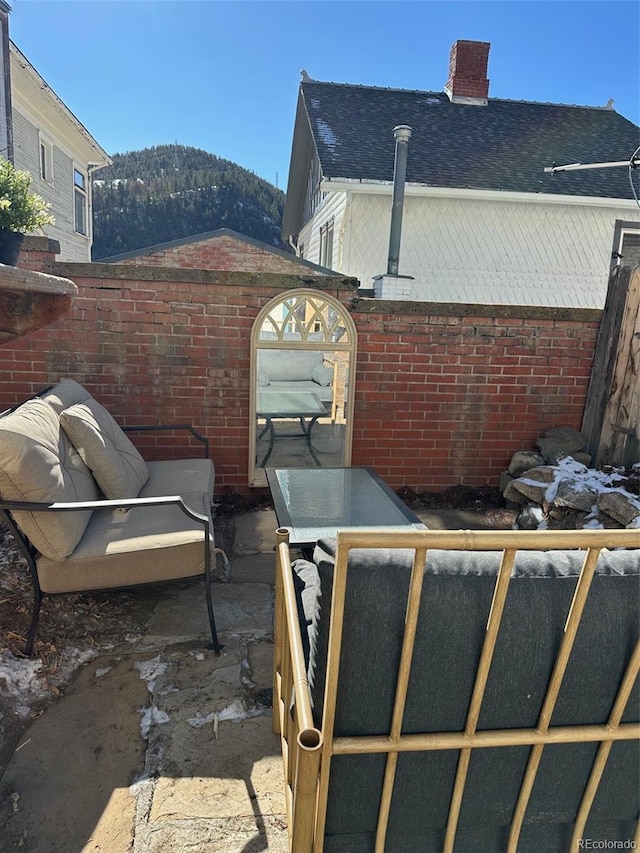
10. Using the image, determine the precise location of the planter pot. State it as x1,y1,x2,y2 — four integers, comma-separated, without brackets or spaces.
0,229,24,266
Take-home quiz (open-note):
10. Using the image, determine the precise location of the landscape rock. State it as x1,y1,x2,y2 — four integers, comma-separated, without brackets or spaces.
502,425,638,531
536,426,588,463
597,491,640,527
499,471,514,493
502,479,529,505
570,451,593,467
554,480,599,513
509,466,557,504
515,505,546,530
507,451,546,477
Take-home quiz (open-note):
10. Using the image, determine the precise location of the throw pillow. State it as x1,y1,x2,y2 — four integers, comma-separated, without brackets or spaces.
60,399,149,499
311,364,334,387
0,398,99,560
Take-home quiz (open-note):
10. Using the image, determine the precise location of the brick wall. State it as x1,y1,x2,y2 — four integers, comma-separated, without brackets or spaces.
350,299,600,489
2,248,601,494
112,233,329,275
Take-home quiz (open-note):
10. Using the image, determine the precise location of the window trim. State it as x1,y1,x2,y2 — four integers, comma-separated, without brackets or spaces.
73,165,88,236
38,133,53,183
319,218,334,268
611,219,640,270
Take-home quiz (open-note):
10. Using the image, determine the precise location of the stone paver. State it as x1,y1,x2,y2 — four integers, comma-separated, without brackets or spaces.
0,510,288,852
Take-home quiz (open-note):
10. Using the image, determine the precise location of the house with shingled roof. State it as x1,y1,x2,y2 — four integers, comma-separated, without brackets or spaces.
282,40,640,308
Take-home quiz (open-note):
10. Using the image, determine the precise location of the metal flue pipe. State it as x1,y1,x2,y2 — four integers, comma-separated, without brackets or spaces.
387,124,412,276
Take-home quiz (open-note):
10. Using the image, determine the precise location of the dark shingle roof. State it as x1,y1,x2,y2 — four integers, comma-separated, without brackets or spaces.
301,81,640,199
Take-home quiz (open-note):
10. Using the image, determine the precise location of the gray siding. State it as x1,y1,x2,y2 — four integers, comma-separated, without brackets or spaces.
12,108,92,261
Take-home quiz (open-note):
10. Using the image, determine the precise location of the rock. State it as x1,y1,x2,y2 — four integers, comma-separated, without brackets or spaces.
597,491,640,526
581,509,624,530
515,505,546,530
571,452,593,467
554,480,599,513
507,451,546,477
541,425,588,447
499,471,514,493
510,466,558,504
502,480,530,505
536,426,587,463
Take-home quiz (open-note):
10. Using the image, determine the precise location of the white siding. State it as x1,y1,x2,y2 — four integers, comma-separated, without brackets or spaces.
12,109,92,261
298,191,348,271
345,193,640,308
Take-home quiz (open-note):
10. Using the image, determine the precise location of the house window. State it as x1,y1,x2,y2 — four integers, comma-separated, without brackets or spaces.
319,220,334,268
611,220,640,269
39,137,52,183
74,168,87,235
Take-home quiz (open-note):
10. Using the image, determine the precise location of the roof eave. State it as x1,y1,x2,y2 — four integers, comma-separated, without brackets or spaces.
282,88,318,239
10,40,111,166
320,178,640,208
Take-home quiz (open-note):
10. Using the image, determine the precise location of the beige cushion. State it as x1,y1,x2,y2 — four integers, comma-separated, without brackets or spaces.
36,500,212,593
60,399,149,499
140,459,215,507
0,398,99,560
41,378,93,413
37,458,216,593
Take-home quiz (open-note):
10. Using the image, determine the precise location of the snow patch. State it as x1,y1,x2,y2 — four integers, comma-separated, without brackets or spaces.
0,654,46,718
135,655,167,693
219,699,263,722
187,710,217,728
316,119,339,155
138,706,170,739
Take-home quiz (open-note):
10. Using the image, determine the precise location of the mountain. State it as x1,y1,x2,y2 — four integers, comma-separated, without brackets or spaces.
91,145,286,260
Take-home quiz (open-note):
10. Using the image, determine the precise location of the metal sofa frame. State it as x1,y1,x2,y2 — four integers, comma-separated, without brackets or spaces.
273,527,640,853
0,389,225,656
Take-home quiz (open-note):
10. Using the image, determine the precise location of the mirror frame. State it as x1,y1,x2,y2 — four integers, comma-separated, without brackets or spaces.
249,288,357,487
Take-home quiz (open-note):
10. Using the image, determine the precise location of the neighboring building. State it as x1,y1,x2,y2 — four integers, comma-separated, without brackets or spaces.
101,227,340,276
283,40,640,308
1,3,111,261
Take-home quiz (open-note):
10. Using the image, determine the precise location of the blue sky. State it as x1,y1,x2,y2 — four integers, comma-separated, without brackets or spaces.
8,0,640,188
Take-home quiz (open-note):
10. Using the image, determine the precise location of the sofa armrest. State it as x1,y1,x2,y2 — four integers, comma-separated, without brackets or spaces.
122,423,209,459
0,494,210,526
273,530,322,851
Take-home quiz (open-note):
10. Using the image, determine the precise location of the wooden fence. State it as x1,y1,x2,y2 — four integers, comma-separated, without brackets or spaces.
582,265,640,467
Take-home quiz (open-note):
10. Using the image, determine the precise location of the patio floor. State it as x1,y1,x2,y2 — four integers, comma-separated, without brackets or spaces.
0,505,514,852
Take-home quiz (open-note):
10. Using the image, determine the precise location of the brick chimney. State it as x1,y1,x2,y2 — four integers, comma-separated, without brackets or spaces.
444,40,490,105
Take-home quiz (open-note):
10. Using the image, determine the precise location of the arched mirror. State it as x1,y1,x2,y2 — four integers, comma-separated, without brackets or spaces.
249,289,357,486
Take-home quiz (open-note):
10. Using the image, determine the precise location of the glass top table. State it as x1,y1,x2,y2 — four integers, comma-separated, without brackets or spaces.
266,467,426,547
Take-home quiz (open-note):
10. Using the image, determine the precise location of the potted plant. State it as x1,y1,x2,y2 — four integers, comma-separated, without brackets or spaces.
0,158,55,266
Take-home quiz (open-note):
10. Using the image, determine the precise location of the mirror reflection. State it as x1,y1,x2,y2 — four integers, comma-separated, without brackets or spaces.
250,291,356,485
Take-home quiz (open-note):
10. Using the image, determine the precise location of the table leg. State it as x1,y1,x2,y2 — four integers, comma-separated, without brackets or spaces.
304,415,322,466
258,417,276,467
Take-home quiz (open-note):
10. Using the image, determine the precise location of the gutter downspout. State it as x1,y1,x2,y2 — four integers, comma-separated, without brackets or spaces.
0,1,14,163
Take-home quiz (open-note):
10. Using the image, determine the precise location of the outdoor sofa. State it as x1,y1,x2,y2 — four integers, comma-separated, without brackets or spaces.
257,349,338,418
273,526,640,852
0,378,225,655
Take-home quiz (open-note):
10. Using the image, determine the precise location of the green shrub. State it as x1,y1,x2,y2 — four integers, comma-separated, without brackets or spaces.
0,158,55,233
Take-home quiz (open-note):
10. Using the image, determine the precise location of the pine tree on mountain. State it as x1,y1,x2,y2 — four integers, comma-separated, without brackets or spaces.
91,145,285,259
